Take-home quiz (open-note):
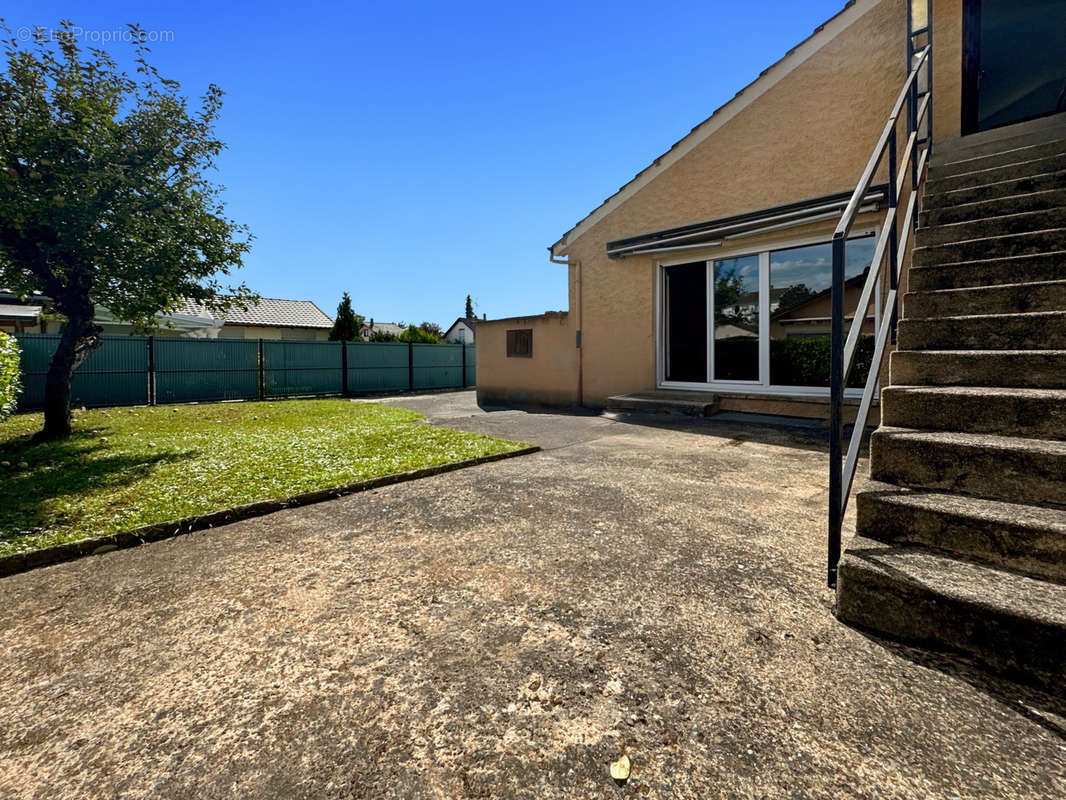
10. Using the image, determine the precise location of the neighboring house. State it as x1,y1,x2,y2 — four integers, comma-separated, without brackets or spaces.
0,291,44,334
359,320,406,340
97,297,334,340
443,317,477,344
477,0,1065,418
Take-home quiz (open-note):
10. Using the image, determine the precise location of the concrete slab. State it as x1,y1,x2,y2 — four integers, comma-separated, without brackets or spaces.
0,391,1062,799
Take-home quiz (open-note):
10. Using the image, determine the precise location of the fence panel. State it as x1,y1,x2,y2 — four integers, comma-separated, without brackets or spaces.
464,344,476,387
154,337,259,404
263,340,343,397
413,343,462,390
346,342,410,393
15,334,149,410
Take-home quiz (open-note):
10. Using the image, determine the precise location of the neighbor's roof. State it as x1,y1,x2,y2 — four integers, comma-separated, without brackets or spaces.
361,321,406,336
173,297,333,329
550,0,879,258
0,304,41,320
445,317,477,335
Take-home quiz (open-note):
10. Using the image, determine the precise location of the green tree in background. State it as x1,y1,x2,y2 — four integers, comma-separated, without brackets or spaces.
0,22,253,439
398,324,442,344
329,292,363,341
464,295,474,319
419,321,444,339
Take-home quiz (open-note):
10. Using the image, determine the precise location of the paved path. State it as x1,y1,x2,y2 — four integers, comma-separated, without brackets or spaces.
1,392,1063,799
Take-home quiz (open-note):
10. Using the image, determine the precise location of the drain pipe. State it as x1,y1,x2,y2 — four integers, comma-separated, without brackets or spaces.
549,249,582,408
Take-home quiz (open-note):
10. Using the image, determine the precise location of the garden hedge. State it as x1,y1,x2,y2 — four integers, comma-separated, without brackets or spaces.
0,331,21,420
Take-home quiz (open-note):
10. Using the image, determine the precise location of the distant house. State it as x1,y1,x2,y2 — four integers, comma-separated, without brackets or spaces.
0,291,44,334
359,320,406,340
96,297,334,340
443,317,477,344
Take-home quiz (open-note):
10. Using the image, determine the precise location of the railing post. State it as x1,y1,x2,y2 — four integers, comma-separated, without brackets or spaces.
147,335,156,406
828,233,846,588
887,127,901,344
408,341,414,392
341,339,348,396
258,338,265,401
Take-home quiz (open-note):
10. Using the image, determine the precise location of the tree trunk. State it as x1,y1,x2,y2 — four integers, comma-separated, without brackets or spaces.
36,310,101,441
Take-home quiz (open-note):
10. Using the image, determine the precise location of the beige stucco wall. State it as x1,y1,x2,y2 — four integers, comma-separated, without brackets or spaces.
560,0,912,407
476,313,579,409
482,0,966,412
220,325,330,341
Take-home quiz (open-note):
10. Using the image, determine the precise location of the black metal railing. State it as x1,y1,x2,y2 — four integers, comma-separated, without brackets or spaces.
827,26,933,588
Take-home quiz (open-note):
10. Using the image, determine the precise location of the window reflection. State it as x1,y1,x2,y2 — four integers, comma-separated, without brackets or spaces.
713,255,759,382
769,237,876,388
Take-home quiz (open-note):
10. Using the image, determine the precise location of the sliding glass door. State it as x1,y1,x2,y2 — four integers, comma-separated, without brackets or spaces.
660,233,877,393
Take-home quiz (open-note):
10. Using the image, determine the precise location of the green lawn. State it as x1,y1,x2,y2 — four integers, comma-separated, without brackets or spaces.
0,399,526,557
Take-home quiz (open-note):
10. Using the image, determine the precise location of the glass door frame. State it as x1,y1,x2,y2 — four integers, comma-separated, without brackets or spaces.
655,226,879,398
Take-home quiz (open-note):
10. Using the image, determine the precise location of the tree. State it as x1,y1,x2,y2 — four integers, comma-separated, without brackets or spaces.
368,328,397,342
329,292,363,341
0,23,253,439
418,321,443,339
777,283,816,313
398,324,441,344
464,295,474,319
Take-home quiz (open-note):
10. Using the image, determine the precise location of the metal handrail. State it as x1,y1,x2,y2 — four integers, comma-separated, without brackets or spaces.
827,37,932,588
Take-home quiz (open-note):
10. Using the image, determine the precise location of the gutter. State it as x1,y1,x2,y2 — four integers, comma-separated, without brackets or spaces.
548,249,583,408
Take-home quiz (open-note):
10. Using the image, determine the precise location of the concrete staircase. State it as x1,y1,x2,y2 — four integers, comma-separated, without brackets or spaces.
835,114,1066,693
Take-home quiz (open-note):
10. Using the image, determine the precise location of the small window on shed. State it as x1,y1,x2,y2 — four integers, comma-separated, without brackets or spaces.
506,328,533,358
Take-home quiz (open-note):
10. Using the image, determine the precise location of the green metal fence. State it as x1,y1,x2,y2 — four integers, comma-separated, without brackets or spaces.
13,335,476,411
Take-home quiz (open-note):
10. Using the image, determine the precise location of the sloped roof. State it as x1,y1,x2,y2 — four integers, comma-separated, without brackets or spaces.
360,321,406,336
550,0,878,257
173,297,334,329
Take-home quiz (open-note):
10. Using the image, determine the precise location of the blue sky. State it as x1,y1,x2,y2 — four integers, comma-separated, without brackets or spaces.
6,0,846,328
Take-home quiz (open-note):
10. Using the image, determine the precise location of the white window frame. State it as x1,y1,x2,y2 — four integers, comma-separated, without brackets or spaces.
655,225,879,398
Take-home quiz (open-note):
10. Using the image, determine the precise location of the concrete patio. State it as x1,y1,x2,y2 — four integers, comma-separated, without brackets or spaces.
0,391,1062,799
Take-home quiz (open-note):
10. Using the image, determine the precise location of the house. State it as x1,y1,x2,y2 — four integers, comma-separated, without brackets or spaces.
97,297,334,340
0,291,44,334
479,0,1066,692
443,317,477,344
477,0,1065,417
359,320,406,340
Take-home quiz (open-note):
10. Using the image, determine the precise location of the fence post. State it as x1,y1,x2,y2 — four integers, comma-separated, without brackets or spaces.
461,343,467,389
341,339,349,396
408,341,414,392
147,336,156,406
258,339,265,401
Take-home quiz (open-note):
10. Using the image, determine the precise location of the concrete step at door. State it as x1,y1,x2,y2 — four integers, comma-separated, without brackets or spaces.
913,229,1066,267
925,152,1066,195
907,250,1066,291
932,113,1066,164
904,279,1066,318
923,170,1066,210
880,385,1066,440
836,536,1066,693
897,310,1066,350
928,138,1066,180
870,427,1066,505
921,188,1066,228
890,349,1066,388
856,483,1066,583
916,208,1066,248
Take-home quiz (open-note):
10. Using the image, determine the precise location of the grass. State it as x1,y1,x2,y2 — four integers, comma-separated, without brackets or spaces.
0,399,527,557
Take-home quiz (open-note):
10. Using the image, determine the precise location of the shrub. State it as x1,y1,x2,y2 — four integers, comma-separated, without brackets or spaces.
769,334,874,388
0,331,21,420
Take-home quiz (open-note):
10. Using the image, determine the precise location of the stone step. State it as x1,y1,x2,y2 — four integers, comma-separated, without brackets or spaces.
881,385,1066,440
907,250,1065,291
836,536,1066,693
913,229,1066,268
898,310,1066,350
926,153,1066,195
916,207,1066,249
928,138,1066,180
932,113,1066,164
605,392,718,417
904,279,1066,318
857,483,1066,583
890,349,1066,389
923,170,1066,211
870,427,1066,505
921,188,1066,228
